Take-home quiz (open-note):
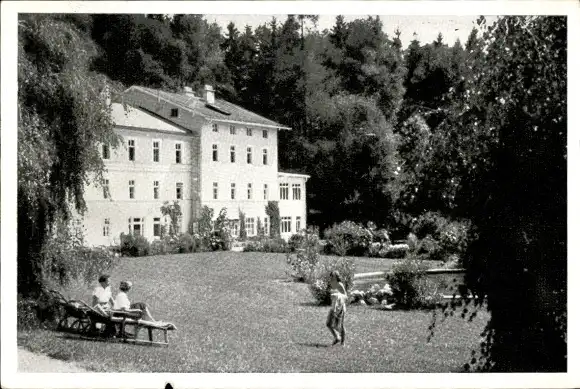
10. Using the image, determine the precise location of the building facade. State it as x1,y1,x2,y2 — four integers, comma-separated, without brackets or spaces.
81,85,309,245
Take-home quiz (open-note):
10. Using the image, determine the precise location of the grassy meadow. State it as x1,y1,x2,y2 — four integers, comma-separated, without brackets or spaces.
18,252,488,372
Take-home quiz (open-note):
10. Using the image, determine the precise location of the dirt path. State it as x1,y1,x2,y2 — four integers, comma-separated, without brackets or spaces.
18,347,88,373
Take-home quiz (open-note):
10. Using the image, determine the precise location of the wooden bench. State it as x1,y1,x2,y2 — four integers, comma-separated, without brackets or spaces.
112,314,176,346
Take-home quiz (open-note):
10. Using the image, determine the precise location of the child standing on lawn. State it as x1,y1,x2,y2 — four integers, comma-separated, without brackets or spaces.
326,270,347,346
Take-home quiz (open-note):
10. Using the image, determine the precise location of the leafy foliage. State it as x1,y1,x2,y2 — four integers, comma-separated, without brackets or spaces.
265,201,281,238
386,256,439,309
308,257,355,305
324,220,373,256
418,16,567,371
161,201,183,238
238,209,247,240
286,228,322,281
243,237,289,253
18,14,120,296
120,233,151,257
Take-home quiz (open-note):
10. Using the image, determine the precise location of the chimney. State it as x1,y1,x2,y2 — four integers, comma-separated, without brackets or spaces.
204,84,215,104
183,86,195,97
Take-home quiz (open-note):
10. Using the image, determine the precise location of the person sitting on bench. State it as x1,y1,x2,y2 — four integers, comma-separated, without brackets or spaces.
92,274,115,310
113,281,156,322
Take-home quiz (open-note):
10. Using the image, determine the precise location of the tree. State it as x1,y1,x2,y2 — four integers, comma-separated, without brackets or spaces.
420,16,566,371
304,94,400,229
91,15,174,88
239,210,247,240
161,201,183,238
265,202,281,238
18,15,120,296
324,16,406,125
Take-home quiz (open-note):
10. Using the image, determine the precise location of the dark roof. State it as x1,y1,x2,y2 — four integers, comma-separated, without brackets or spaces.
130,86,291,130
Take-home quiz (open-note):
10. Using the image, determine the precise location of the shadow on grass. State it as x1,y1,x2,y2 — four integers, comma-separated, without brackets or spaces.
298,302,325,307
296,341,332,348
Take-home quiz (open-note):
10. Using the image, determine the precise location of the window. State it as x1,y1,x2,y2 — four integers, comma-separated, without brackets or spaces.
213,182,218,200
246,217,255,236
129,180,135,199
129,217,144,236
103,179,110,199
247,147,252,164
292,183,302,200
128,139,135,161
153,217,161,237
296,216,302,232
212,144,218,161
153,181,160,200
264,217,269,236
230,125,236,135
171,108,179,117
262,149,268,165
231,183,236,200
102,144,110,159
153,140,160,162
281,217,291,233
230,146,236,163
262,129,268,139
280,183,289,200
212,123,218,132
247,183,253,200
263,184,268,200
175,143,182,164
176,182,183,200
103,218,110,237
246,128,253,136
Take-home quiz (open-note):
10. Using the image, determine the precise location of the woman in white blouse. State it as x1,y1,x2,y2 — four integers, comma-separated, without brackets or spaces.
113,281,156,322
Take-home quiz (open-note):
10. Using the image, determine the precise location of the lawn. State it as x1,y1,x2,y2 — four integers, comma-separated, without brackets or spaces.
18,252,489,372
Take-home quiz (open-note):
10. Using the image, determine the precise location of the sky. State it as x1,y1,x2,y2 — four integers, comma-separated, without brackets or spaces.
207,14,485,48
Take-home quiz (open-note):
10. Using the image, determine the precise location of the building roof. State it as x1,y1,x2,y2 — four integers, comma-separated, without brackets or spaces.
278,171,311,179
126,86,291,130
111,103,190,134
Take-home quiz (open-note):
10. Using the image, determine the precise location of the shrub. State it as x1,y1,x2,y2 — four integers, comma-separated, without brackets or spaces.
288,233,306,252
177,233,195,253
407,232,419,252
417,235,442,260
120,233,150,257
213,208,232,251
243,240,263,252
368,223,391,246
386,256,441,309
308,256,355,305
17,295,60,330
161,201,183,238
150,239,168,256
239,210,247,240
265,201,280,238
324,220,373,256
40,233,118,287
384,244,408,259
286,228,321,281
243,237,288,253
411,212,472,262
261,238,288,253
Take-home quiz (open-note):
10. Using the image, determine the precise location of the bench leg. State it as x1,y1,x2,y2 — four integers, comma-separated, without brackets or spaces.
163,330,168,344
148,328,153,342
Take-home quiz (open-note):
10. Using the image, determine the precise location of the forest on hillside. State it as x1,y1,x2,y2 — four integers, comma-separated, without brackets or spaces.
21,14,500,231
18,14,566,372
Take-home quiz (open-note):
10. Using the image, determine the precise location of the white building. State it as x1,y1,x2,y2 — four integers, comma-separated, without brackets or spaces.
81,85,309,245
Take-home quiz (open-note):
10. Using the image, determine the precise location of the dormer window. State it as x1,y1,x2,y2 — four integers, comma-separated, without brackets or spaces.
212,123,218,132
171,108,179,117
